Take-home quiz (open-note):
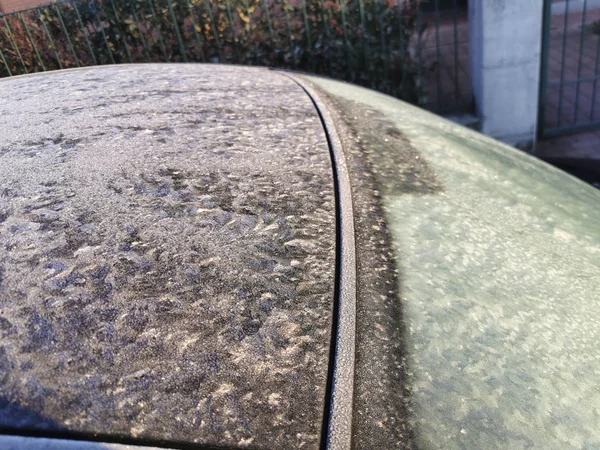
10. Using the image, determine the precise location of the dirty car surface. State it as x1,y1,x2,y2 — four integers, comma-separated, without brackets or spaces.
1,64,600,450
0,65,336,449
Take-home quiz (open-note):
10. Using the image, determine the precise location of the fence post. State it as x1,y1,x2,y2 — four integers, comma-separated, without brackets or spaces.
147,0,168,61
2,16,29,73
166,0,187,62
71,2,97,65
203,0,222,61
469,0,544,149
54,4,81,67
20,12,46,71
0,47,12,76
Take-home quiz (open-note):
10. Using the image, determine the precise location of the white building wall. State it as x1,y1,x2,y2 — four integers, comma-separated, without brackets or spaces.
469,0,545,148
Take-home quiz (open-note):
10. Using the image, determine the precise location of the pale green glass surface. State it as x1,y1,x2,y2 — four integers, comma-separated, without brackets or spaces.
308,76,600,449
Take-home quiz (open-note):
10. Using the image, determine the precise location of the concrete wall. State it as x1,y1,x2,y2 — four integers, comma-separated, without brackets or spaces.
469,0,545,149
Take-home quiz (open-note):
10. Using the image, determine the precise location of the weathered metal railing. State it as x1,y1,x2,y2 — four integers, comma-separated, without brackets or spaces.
539,0,600,137
0,0,469,113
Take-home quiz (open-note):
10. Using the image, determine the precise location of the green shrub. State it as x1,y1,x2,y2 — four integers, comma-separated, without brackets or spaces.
0,0,423,101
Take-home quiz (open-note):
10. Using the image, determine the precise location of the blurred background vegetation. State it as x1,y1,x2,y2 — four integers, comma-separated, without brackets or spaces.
1,0,469,111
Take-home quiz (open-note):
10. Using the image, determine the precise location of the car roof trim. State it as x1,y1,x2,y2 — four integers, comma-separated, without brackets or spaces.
277,71,357,450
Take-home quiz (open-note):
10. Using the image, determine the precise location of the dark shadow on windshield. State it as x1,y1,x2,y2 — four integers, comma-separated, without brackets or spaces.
317,90,446,449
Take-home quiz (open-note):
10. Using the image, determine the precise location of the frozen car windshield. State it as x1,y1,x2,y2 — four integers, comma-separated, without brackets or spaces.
307,75,600,450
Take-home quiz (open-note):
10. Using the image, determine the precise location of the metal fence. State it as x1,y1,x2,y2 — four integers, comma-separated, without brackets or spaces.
539,0,600,137
0,0,469,114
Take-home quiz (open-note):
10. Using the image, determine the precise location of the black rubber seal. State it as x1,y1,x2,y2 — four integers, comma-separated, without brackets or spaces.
277,71,357,450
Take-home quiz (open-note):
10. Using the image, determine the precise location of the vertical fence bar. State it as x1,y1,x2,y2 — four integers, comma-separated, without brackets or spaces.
0,47,12,76
557,0,570,126
396,0,405,97
38,9,63,70
244,0,257,64
574,0,588,123
186,0,206,62
538,0,552,135
358,0,367,77
377,0,387,90
416,3,423,105
20,12,46,72
282,0,294,66
109,0,134,63
203,0,223,61
225,0,240,63
2,17,28,73
301,0,314,71
318,0,332,75
55,3,81,67
590,17,600,119
434,0,441,111
147,0,168,61
72,1,97,65
92,3,116,64
262,0,275,52
130,2,151,62
338,0,350,78
166,0,187,61
452,0,459,108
